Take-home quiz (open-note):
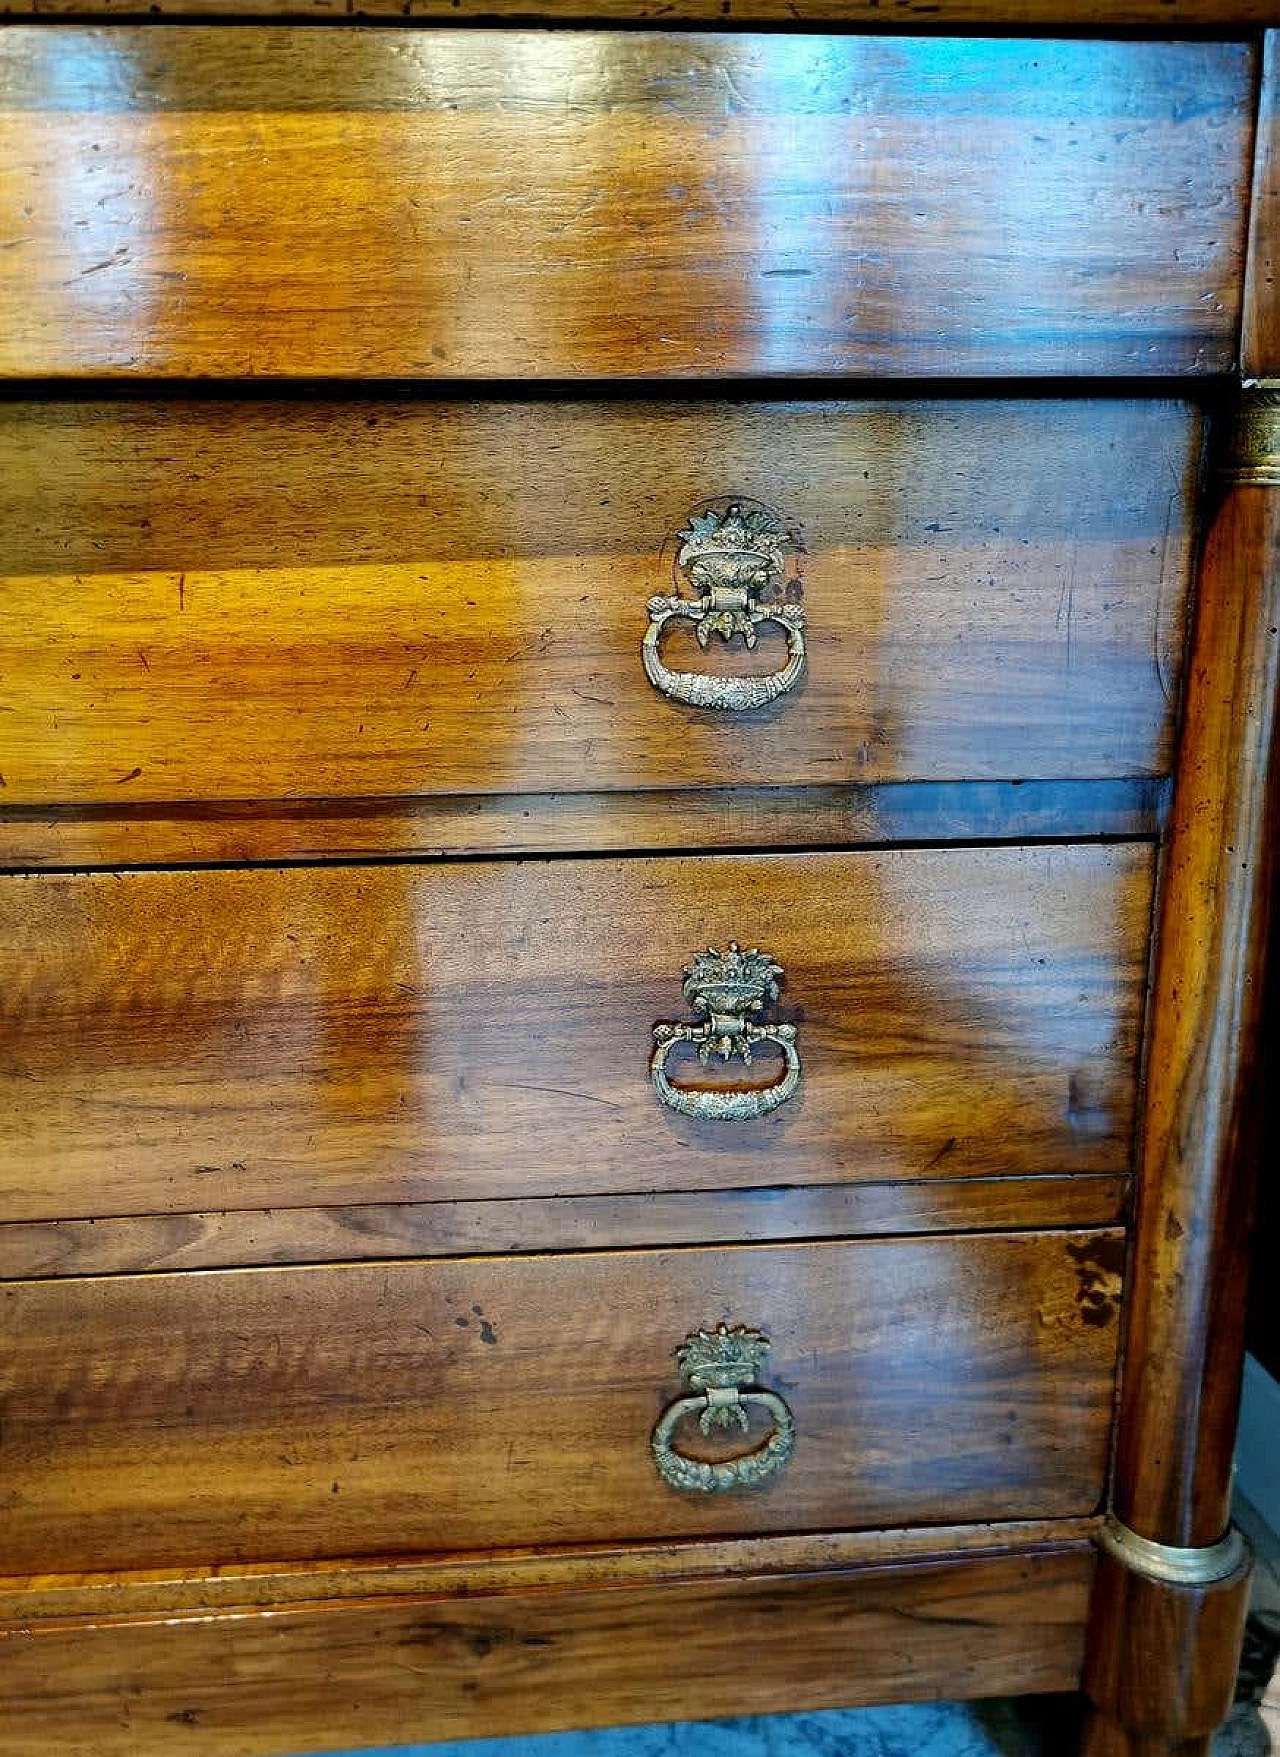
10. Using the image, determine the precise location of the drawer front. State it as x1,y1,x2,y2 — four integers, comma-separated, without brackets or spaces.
0,399,1197,807
0,845,1153,1223
0,31,1251,380
0,1234,1122,1572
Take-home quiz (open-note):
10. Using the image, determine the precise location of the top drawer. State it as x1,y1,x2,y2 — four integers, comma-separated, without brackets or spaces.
0,30,1253,381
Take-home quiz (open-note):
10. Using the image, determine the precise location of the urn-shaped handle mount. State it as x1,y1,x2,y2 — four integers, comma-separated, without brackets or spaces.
642,502,806,711
651,1324,795,1493
650,943,801,1121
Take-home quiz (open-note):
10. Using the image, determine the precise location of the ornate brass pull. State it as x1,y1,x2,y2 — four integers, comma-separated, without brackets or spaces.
651,944,800,1121
651,1325,795,1493
642,503,805,711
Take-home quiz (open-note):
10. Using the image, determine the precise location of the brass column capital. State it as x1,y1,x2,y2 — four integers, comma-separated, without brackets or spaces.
1222,380,1280,484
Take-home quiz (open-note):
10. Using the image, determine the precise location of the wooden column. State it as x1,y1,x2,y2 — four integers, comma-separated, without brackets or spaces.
1080,391,1280,1754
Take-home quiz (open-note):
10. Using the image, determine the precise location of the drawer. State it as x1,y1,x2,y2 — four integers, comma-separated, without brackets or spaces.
0,31,1251,379
0,1233,1122,1572
0,844,1153,1223
0,399,1197,808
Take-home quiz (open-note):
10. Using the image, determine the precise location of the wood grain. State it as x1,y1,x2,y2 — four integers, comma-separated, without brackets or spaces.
0,399,1199,808
0,1234,1123,1572
0,845,1154,1222
0,32,1252,380
0,0,1271,18
0,1550,1094,1757
1112,468,1280,1549
1081,1545,1253,1757
0,779,1169,873
0,1175,1129,1279
1243,35,1280,380
0,1521,1104,1623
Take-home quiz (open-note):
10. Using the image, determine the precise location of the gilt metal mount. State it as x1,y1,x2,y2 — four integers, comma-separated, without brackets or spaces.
651,1324,796,1493
1221,382,1280,484
642,502,806,710
650,944,801,1121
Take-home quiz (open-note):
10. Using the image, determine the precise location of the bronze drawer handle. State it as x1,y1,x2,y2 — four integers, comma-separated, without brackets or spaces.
642,503,805,711
650,945,800,1122
651,1325,795,1493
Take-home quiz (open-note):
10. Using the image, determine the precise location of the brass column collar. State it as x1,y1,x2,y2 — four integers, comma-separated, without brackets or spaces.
1096,1514,1248,1587
1222,380,1280,484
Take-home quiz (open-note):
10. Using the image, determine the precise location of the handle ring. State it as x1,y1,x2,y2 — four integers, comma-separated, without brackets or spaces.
650,1027,799,1120
651,1325,795,1494
642,602,805,711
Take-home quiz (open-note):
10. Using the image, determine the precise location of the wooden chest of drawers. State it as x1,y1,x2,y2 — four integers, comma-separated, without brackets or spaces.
0,12,1277,1757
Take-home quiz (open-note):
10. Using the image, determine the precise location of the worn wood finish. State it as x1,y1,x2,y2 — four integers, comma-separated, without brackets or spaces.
0,1549,1094,1757
1111,474,1280,1550
0,33,1252,382
0,1521,1103,1624
0,0,1271,17
0,399,1199,808
0,845,1154,1223
0,1233,1122,1572
1080,1546,1253,1757
1244,36,1280,381
0,779,1169,873
0,1176,1129,1280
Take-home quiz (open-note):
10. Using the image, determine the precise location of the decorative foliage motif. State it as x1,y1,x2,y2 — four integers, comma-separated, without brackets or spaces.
678,1323,771,1402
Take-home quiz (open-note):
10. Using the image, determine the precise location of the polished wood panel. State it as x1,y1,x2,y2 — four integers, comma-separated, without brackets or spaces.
0,399,1199,807
0,779,1169,873
0,1521,1103,1622
1081,1546,1253,1757
0,1234,1122,1572
1112,467,1280,1549
0,33,1251,381
0,1549,1094,1757
0,1175,1128,1279
0,0,1270,18
0,846,1153,1222
1243,34,1280,381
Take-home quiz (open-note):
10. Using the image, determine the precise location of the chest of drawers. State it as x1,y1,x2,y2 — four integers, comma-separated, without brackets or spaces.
1,13,1277,1757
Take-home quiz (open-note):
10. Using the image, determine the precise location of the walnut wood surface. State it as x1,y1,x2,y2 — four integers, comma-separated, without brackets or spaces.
0,400,1198,808
1244,36,1280,380
0,1234,1122,1572
0,845,1153,1222
0,0,1270,16
0,1549,1093,1757
0,33,1252,381
0,0,1272,15
0,1521,1104,1622
1081,1546,1253,1757
0,1176,1128,1279
1112,475,1280,1549
0,779,1168,872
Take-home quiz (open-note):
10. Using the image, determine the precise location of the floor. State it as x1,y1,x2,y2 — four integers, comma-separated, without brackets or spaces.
308,1500,1280,1757
304,1702,1075,1757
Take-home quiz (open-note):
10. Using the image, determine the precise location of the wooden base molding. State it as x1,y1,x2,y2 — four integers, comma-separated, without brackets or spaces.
0,1545,1094,1757
0,1523,1103,1624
